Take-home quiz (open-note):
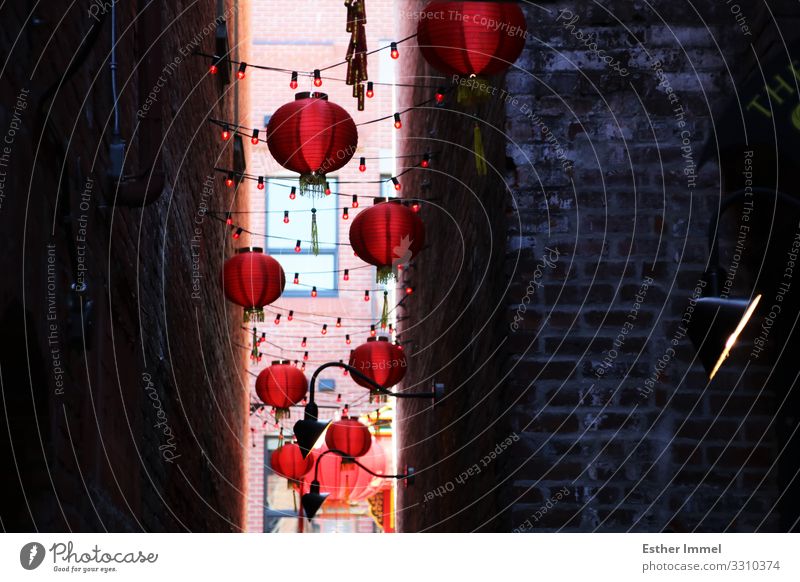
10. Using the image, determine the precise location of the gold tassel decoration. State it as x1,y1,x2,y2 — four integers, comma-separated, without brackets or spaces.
299,173,326,198
380,291,389,328
250,327,260,362
457,75,492,106
474,122,487,176
311,208,320,256
344,0,368,103
357,82,365,111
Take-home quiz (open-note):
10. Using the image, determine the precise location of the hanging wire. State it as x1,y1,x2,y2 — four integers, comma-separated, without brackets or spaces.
212,165,422,190
193,35,442,89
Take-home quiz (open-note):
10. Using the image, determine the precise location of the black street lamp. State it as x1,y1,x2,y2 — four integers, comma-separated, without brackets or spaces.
293,361,444,458
301,448,415,520
689,187,800,378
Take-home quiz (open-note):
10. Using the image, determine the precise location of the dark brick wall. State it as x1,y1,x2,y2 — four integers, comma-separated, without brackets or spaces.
397,0,800,532
0,0,249,531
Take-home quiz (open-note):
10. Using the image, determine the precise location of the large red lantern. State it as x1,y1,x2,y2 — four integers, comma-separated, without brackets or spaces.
349,336,407,390
223,247,286,322
266,92,358,196
315,439,386,502
349,199,425,282
325,417,372,458
417,1,526,78
256,360,308,419
271,443,315,482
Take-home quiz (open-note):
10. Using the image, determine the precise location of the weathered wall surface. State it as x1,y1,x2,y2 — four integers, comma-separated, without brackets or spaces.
397,0,800,532
0,0,250,531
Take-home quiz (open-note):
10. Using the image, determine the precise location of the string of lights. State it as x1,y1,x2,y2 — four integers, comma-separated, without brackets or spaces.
209,205,423,254
195,34,440,90
208,82,446,139
240,301,406,341
265,298,409,321
212,164,427,196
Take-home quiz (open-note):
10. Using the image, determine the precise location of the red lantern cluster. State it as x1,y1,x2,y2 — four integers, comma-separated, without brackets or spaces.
349,336,407,390
271,443,315,482
256,360,308,418
417,1,526,77
266,93,358,195
223,247,286,322
349,199,425,282
325,417,372,458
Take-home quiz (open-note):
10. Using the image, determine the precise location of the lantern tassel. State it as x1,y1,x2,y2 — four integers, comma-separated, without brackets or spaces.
311,209,320,256
245,307,265,323
376,265,393,284
299,174,326,198
250,328,260,361
381,292,389,328
457,75,491,106
473,123,487,176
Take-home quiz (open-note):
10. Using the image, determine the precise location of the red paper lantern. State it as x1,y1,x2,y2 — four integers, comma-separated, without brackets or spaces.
266,92,358,196
349,336,407,390
349,199,425,282
223,247,286,322
315,439,386,502
417,1,526,77
325,417,372,458
256,360,308,418
271,443,315,481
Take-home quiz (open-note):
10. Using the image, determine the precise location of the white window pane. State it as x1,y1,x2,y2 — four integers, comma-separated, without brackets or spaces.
270,253,336,296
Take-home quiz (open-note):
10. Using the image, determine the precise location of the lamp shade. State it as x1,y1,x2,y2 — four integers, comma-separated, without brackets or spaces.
223,247,286,322
293,417,332,459
349,199,425,282
325,417,372,458
349,336,407,389
417,1,526,77
301,480,329,519
688,295,761,380
255,361,308,418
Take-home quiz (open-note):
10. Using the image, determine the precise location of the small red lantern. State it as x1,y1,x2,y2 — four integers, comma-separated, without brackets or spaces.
223,247,286,322
266,92,358,197
271,443,315,482
349,336,407,389
325,417,372,458
256,360,308,419
417,1,526,78
349,199,425,282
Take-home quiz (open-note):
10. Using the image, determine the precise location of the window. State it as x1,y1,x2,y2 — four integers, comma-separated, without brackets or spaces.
266,178,338,296
318,378,336,392
380,174,394,199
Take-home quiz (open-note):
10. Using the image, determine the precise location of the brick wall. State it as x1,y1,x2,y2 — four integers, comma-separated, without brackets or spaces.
396,0,800,532
0,0,249,531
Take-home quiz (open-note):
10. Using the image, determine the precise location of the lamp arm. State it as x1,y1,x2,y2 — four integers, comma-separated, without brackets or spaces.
313,448,412,481
308,361,436,404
